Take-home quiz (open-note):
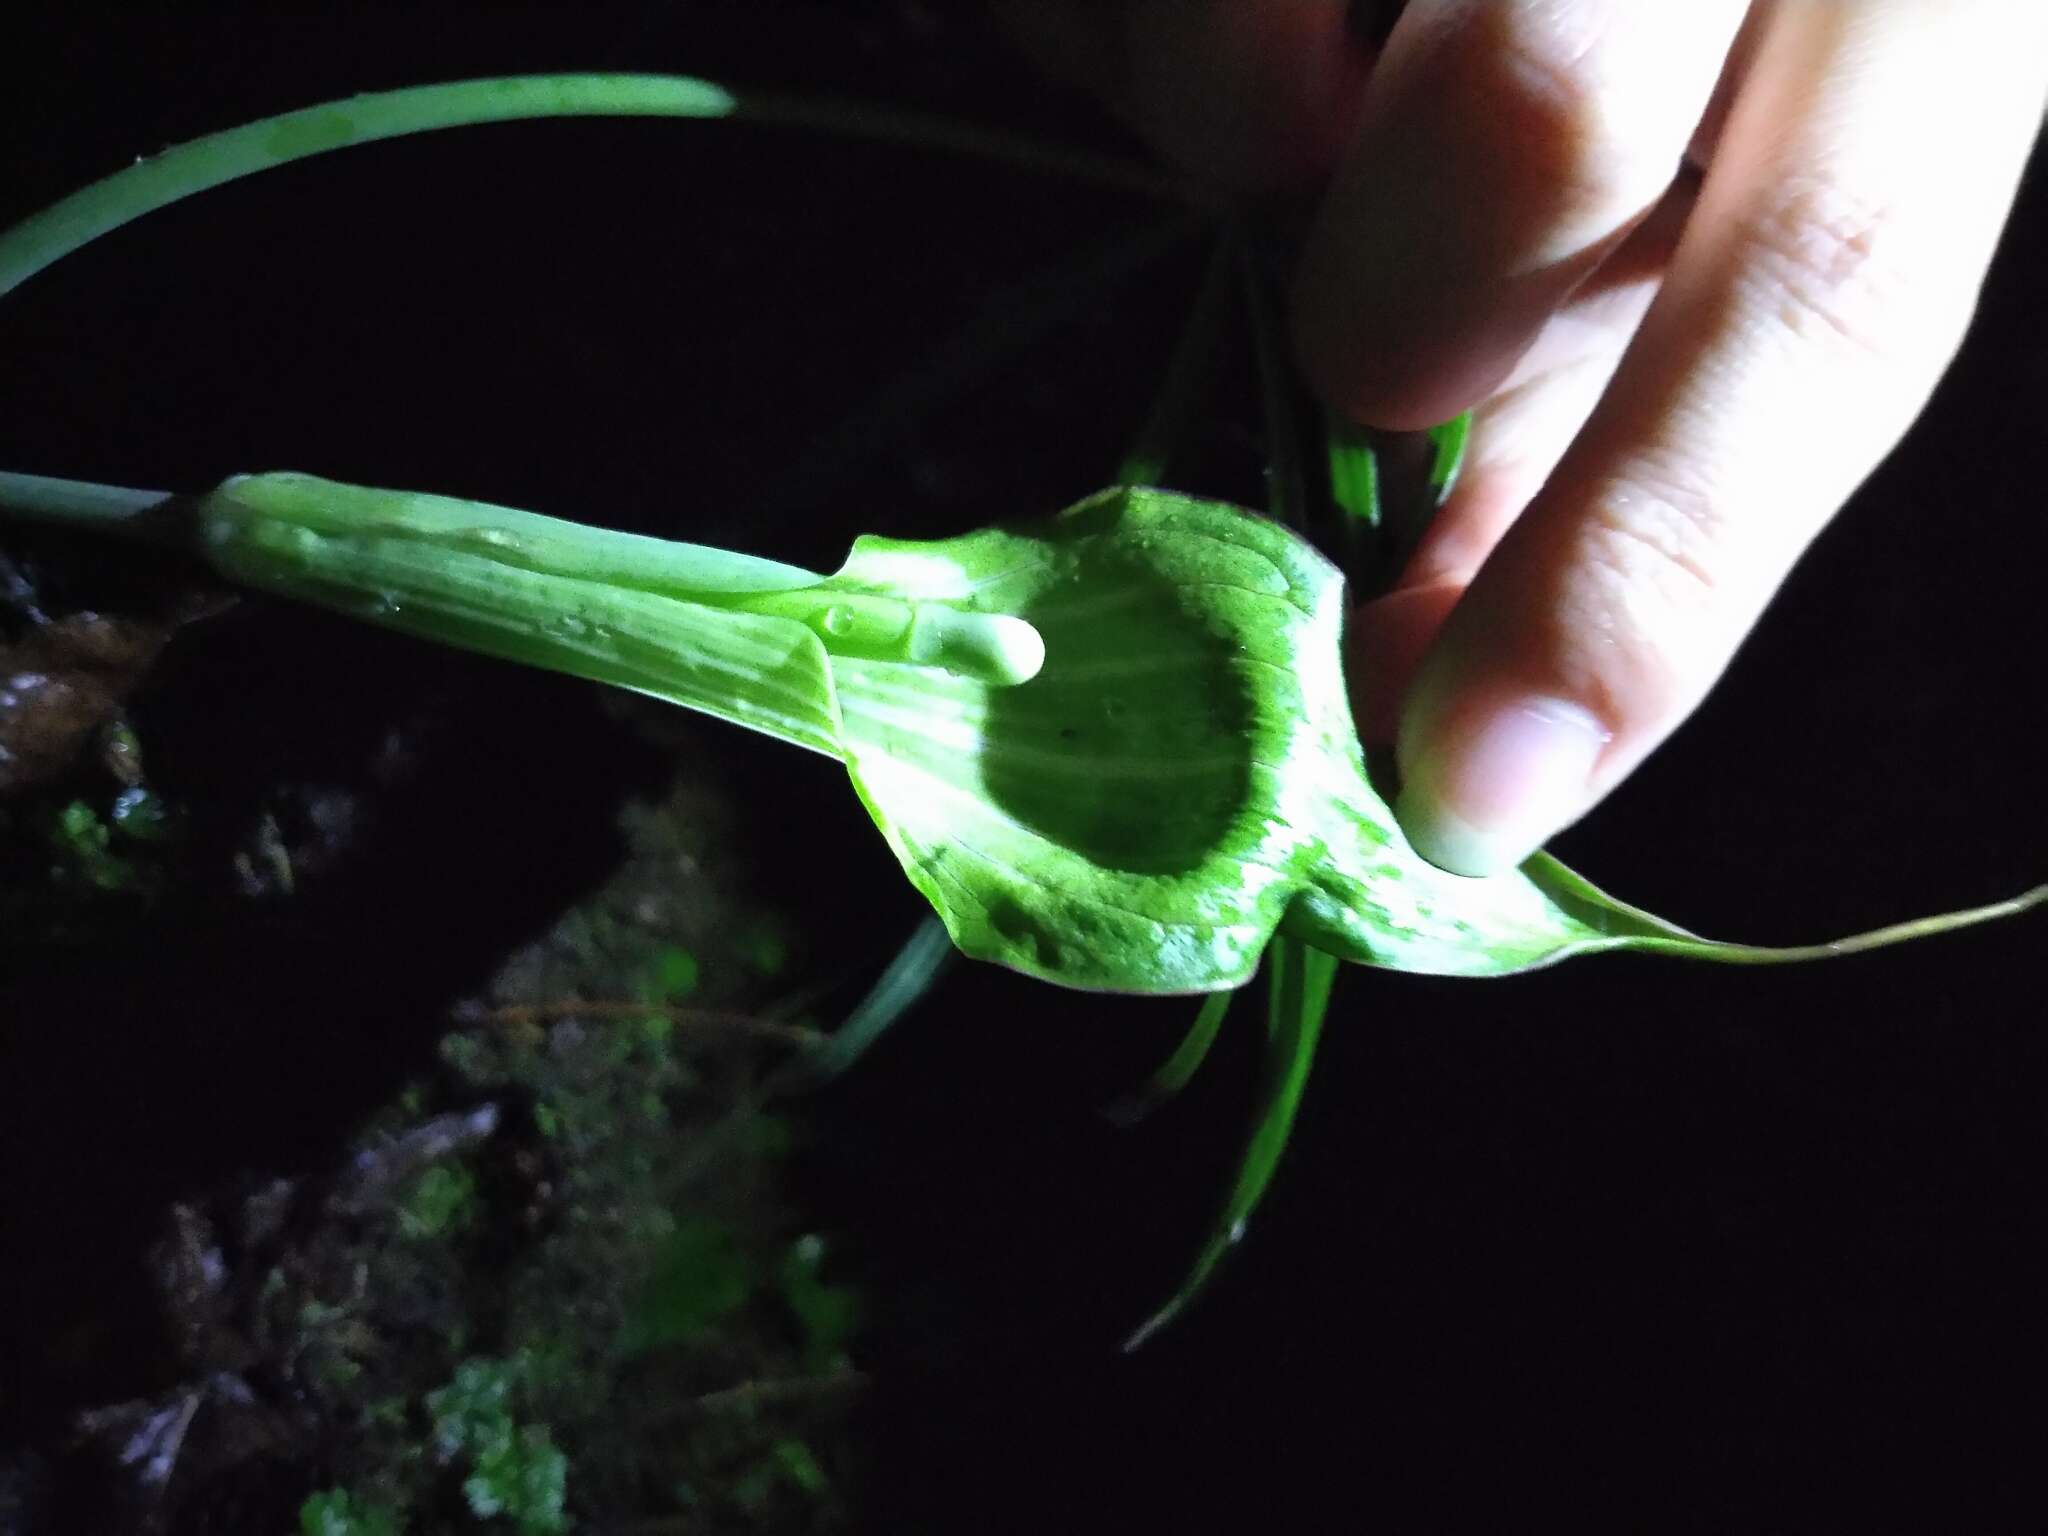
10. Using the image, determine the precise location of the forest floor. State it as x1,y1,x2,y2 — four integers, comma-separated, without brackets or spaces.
2,531,878,1534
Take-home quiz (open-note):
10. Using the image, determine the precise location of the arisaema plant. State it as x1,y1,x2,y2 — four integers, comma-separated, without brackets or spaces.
2,74,2040,1346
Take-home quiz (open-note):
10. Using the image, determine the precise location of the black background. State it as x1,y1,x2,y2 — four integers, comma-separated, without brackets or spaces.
5,6,2047,1530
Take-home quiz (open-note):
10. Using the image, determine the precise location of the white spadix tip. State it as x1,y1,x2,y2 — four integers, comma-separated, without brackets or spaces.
906,607,1045,687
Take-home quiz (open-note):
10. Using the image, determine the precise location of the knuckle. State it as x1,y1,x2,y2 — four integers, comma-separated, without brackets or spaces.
1733,175,1959,364
1558,466,1730,719
1583,463,1724,603
1444,7,1663,230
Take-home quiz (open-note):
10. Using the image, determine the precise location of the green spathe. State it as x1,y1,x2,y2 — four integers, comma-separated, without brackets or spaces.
180,472,2043,995
828,485,1678,990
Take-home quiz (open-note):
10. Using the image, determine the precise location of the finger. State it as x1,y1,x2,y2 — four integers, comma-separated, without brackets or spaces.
1350,170,1691,741
1293,0,1751,429
1349,347,1623,744
1390,0,2048,876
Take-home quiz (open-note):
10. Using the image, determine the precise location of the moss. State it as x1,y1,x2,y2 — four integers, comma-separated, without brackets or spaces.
256,769,867,1533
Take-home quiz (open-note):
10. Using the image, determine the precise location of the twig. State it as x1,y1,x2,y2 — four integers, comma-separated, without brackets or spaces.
658,1369,869,1425
463,1000,825,1051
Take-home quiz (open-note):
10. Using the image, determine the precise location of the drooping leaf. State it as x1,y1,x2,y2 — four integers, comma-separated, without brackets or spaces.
1117,236,1236,491
782,917,956,1090
1101,988,1237,1127
1124,936,1337,1350
0,73,1167,301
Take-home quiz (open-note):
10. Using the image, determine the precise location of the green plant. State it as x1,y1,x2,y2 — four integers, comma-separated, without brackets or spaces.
427,1358,570,1535
300,1488,403,1536
2,74,2039,1339
619,1215,752,1357
399,1164,480,1241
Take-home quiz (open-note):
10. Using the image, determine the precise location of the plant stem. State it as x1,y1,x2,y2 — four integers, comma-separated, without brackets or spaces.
0,74,1175,301
1237,231,1307,530
1117,234,1236,489
1648,882,2048,966
1102,988,1235,1126
1123,938,1334,1351
466,1000,825,1051
0,469,176,535
774,916,955,1093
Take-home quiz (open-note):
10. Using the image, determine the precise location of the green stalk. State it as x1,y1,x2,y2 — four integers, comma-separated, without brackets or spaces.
1237,232,1307,530
777,917,956,1093
0,73,1174,300
0,469,177,534
1621,884,2048,964
1124,940,1335,1351
1117,235,1236,489
1101,989,1235,1127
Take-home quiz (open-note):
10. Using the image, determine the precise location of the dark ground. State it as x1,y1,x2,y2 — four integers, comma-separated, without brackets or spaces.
4,5,2048,1531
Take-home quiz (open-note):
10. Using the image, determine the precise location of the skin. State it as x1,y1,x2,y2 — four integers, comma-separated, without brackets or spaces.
995,0,2048,875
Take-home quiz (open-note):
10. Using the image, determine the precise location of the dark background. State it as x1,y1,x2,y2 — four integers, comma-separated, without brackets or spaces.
5,5,2046,1529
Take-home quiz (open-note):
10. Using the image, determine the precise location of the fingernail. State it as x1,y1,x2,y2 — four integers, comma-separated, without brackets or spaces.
1395,696,1610,876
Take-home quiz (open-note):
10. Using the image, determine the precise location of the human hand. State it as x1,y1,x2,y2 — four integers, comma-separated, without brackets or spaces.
997,0,2048,875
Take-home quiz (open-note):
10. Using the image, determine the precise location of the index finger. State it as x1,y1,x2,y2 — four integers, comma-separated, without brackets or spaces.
1293,0,1751,429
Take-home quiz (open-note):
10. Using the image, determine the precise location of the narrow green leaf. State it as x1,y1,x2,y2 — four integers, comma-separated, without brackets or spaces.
783,917,955,1090
1427,410,1473,500
0,469,176,532
1323,409,1384,591
1324,413,1383,529
1237,235,1307,529
0,74,1170,301
1124,937,1336,1349
1101,988,1236,1127
1118,236,1236,490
